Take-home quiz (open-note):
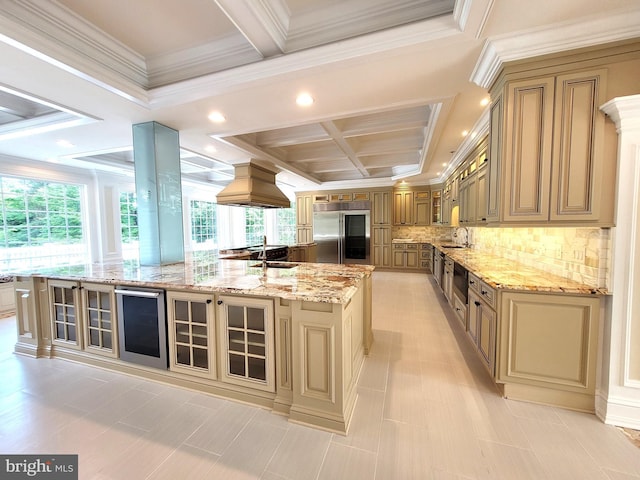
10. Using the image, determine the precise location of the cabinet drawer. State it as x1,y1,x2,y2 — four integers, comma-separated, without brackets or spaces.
406,243,418,250
479,281,496,309
392,243,406,250
468,273,481,294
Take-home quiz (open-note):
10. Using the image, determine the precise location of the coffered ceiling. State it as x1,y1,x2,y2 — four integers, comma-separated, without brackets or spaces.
0,0,638,191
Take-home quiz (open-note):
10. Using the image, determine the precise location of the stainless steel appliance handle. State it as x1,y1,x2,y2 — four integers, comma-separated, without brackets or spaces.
114,289,160,298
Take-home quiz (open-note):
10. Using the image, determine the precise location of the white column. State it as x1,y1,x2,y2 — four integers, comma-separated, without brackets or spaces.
93,176,128,263
599,94,640,428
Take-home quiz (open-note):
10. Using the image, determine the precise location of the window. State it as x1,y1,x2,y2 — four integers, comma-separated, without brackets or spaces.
245,208,265,246
275,203,296,245
0,176,88,269
190,200,217,250
120,192,138,259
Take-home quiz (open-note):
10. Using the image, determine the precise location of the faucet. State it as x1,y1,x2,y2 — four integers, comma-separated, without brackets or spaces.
259,235,267,270
455,227,470,247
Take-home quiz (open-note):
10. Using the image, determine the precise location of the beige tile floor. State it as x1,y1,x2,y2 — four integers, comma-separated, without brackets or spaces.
1,271,640,479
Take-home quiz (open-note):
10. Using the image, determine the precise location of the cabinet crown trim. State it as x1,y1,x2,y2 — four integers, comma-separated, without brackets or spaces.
470,9,640,89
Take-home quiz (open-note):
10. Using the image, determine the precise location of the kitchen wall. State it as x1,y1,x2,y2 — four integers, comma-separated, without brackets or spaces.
470,226,610,289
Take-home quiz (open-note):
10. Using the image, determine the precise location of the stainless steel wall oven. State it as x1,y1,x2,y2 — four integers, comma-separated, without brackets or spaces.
115,286,167,369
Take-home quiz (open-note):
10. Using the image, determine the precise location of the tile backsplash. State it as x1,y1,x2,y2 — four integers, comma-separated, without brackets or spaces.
391,225,610,289
470,226,610,289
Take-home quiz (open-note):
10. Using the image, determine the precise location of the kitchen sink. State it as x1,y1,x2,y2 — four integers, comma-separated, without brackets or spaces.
250,262,299,269
441,245,465,249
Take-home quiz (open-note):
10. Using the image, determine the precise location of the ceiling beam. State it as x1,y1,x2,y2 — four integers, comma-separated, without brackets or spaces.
321,121,369,178
214,134,321,184
214,0,290,58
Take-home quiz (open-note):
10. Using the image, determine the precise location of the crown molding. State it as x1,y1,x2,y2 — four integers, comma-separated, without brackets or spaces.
470,7,640,89
438,105,489,181
286,0,454,52
149,15,460,108
0,0,151,105
453,0,472,32
146,33,263,88
601,95,640,132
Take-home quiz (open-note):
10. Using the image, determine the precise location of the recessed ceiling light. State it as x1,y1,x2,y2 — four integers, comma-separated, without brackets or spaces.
208,111,226,123
480,97,490,106
204,145,217,154
436,171,441,176
296,93,314,107
442,162,448,167
56,139,74,148
462,130,469,137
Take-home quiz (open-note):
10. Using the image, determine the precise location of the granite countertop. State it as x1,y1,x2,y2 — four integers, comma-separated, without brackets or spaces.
19,252,374,304
431,243,607,295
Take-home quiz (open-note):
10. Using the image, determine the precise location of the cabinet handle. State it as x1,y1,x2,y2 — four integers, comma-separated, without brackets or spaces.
71,285,77,290
206,299,212,304
455,307,461,312
469,280,475,285
475,301,481,306
217,300,223,305
481,290,487,295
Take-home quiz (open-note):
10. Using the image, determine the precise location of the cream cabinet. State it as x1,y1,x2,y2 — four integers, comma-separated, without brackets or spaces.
217,295,275,393
288,243,317,263
419,243,433,272
431,188,442,224
0,282,15,315
488,67,613,225
167,290,216,379
49,279,82,350
48,280,118,356
296,193,314,244
392,243,419,269
442,257,454,303
373,226,392,267
81,283,118,358
498,291,600,411
468,276,497,376
414,191,431,226
372,190,391,225
393,190,414,225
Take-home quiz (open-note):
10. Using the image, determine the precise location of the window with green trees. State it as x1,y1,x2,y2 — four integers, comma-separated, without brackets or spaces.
0,176,87,268
191,200,217,248
245,207,265,246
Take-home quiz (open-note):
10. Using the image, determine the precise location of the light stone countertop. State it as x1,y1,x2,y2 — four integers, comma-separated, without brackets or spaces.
18,252,374,304
432,243,607,295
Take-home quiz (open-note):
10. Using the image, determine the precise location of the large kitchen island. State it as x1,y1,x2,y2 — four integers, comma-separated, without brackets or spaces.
11,253,374,434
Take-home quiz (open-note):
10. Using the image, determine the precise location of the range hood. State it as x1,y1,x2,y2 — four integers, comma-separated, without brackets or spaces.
216,162,291,208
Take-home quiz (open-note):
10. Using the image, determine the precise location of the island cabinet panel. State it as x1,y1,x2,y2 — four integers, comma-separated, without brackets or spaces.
273,298,293,415
166,290,216,379
14,276,50,358
48,279,82,351
498,292,600,411
290,285,364,434
81,283,118,358
217,295,275,393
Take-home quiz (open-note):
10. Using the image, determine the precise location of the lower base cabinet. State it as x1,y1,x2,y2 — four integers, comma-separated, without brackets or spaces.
497,291,600,411
167,290,216,379
217,295,275,393
468,290,496,376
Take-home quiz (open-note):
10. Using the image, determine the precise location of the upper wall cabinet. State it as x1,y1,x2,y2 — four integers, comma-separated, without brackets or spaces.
393,190,414,225
487,58,619,226
372,190,392,225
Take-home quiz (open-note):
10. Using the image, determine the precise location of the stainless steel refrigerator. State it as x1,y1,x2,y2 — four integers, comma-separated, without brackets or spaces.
312,201,371,264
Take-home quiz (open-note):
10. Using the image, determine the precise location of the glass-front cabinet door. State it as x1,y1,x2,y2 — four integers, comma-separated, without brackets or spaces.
217,295,275,392
49,279,82,350
166,291,216,379
82,283,117,358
